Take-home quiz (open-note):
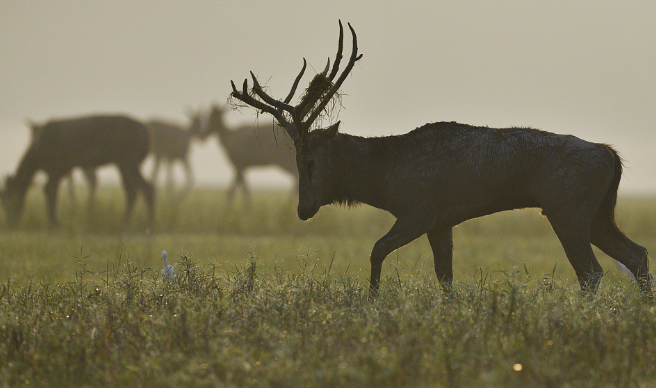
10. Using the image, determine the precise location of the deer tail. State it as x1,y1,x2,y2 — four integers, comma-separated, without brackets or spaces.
596,145,623,223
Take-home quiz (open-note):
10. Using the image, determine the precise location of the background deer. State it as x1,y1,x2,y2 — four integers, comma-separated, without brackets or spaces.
147,110,204,194
1,114,154,228
230,21,652,295
204,105,297,205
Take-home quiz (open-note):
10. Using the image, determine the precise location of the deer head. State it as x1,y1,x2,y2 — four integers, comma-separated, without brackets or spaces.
185,108,204,139
1,175,24,227
205,105,227,139
230,20,362,219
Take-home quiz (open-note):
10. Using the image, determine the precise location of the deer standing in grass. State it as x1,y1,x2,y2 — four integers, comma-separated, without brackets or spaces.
231,21,651,295
205,105,297,205
147,111,204,194
1,114,154,228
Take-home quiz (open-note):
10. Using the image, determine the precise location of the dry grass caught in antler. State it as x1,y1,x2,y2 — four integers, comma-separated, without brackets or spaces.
227,82,279,128
299,73,344,129
227,87,254,112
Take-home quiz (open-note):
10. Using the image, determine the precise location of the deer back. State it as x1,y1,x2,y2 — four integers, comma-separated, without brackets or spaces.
147,120,194,160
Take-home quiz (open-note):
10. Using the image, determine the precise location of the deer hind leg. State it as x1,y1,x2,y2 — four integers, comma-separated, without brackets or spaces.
182,158,194,195
369,219,428,295
137,171,155,226
227,169,246,206
546,209,603,292
119,170,138,225
427,227,454,292
119,165,155,226
591,215,651,294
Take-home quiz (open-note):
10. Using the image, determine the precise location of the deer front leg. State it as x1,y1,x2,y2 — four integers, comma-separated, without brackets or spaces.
369,219,428,295
83,167,98,213
44,176,62,227
151,156,161,184
427,227,454,293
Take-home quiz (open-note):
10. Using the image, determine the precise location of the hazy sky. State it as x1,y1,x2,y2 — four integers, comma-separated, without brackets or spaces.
1,1,655,192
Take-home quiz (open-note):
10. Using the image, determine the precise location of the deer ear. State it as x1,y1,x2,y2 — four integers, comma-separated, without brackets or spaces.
323,121,340,139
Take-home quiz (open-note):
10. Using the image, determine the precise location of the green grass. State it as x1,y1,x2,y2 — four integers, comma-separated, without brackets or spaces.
1,186,656,387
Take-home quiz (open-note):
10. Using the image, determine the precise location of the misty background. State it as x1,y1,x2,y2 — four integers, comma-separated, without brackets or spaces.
1,1,654,193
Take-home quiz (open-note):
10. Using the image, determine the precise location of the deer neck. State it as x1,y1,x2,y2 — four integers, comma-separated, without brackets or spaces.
329,134,388,210
11,147,40,197
211,113,229,139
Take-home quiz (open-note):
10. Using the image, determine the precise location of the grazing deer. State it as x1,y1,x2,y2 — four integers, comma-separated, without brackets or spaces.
1,114,154,228
205,105,297,205
230,21,652,295
148,110,204,194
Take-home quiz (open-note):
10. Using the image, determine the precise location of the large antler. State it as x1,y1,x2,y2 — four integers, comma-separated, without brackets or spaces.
230,20,362,144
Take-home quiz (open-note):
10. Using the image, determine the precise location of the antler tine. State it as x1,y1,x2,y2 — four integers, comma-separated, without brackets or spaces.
327,20,344,81
303,22,362,131
321,58,330,77
283,58,307,104
242,79,248,95
249,72,295,114
230,78,300,142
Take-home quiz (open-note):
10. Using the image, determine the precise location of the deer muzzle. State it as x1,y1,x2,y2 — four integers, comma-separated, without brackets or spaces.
297,201,320,221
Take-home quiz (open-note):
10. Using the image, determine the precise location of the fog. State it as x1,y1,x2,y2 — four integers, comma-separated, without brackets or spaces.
2,1,655,193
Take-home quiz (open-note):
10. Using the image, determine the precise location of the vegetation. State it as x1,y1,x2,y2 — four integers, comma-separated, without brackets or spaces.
1,186,655,387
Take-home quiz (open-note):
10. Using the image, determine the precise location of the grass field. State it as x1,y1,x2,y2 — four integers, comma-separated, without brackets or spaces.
1,186,656,387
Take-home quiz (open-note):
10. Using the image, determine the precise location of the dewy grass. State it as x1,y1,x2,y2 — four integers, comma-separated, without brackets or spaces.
1,253,655,387
1,188,656,386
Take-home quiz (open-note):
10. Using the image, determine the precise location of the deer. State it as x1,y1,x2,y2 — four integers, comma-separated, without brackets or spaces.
204,104,297,205
230,21,652,296
1,114,155,228
147,110,204,194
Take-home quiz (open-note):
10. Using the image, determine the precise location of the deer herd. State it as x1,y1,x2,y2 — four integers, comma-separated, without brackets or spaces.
1,21,651,294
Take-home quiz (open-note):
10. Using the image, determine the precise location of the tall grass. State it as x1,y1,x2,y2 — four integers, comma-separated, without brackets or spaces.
0,253,654,387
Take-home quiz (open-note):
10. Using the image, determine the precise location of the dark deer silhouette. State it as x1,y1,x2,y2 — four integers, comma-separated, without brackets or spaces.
230,21,651,295
1,114,154,228
148,110,204,193
205,105,297,205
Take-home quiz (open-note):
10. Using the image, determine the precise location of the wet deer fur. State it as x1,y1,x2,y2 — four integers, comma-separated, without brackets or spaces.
230,21,651,295
1,114,154,227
